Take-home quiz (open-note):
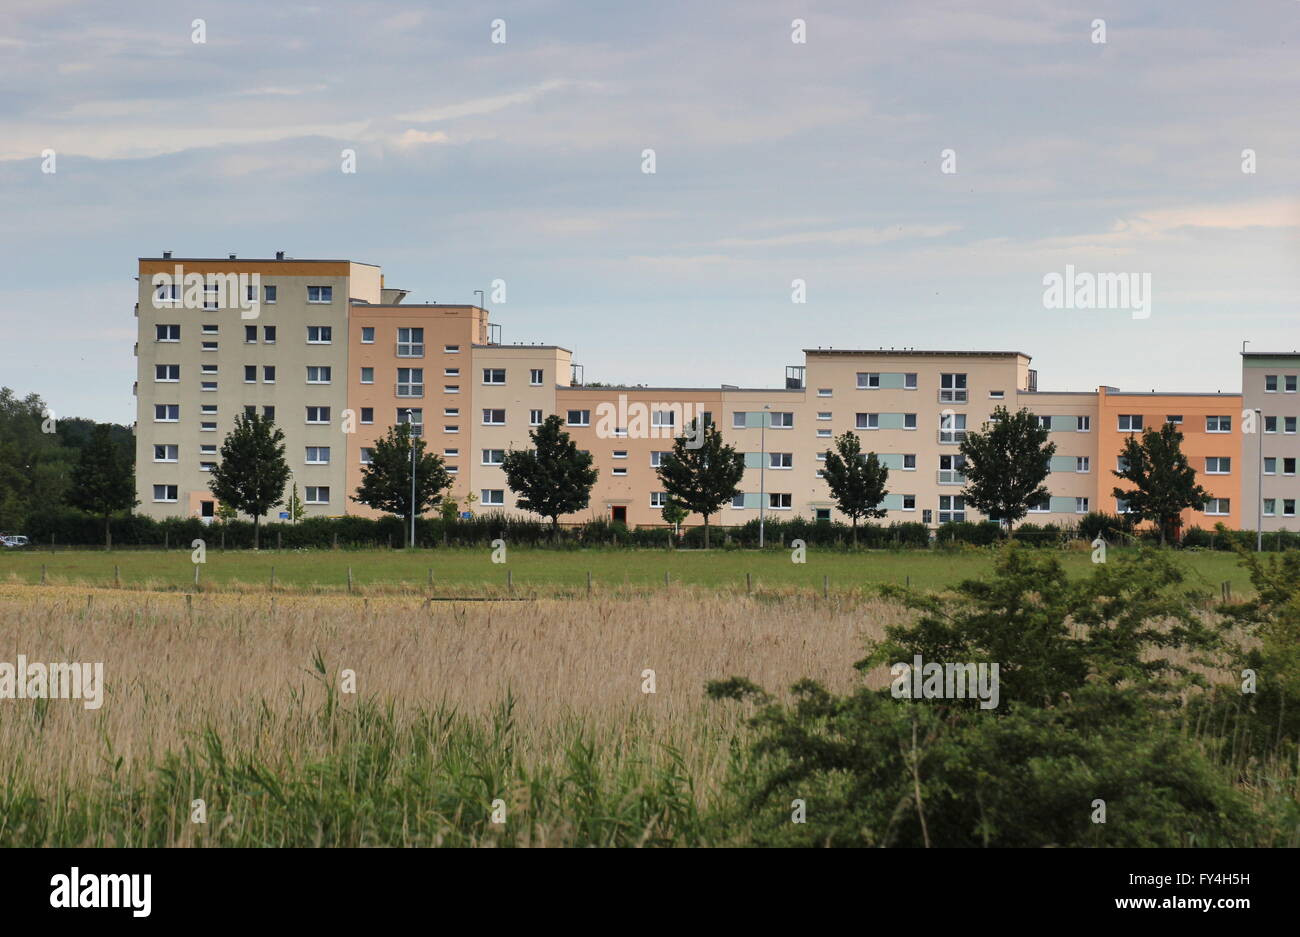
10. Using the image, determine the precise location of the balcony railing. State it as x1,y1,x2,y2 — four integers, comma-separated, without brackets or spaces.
939,389,968,403
396,384,425,398
938,430,967,444
396,343,424,358
937,469,966,485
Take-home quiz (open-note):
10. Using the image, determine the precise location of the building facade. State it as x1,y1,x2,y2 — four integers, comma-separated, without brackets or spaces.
133,254,1253,534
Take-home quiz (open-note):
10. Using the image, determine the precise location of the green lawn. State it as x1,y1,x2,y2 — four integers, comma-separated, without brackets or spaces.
0,544,1258,596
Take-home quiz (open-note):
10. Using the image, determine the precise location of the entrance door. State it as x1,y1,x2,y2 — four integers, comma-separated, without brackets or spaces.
611,506,627,524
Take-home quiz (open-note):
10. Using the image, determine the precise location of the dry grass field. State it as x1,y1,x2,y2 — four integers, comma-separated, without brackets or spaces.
0,584,908,846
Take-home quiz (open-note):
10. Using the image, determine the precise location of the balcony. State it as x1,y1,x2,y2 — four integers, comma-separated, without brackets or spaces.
937,469,966,485
938,389,968,404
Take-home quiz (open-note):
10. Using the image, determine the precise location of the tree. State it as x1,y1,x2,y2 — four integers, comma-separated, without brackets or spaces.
286,484,306,524
207,412,291,550
821,432,889,545
959,406,1056,536
501,415,598,536
1112,422,1209,545
656,420,745,549
661,498,688,542
352,422,453,544
66,424,136,549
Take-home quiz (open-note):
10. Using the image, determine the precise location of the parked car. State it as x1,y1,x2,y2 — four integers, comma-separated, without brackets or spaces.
0,534,29,547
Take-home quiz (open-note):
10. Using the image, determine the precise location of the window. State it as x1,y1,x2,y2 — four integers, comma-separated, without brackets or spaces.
244,406,257,418
307,285,332,304
1076,416,1090,432
1263,499,1276,516
155,364,179,382
1266,416,1278,433
768,493,792,509
651,451,669,468
769,452,793,469
612,450,628,459
651,492,669,509
857,413,879,430
1116,498,1132,514
397,368,424,397
397,409,423,435
1265,458,1277,474
1206,415,1231,433
263,365,276,383
305,486,330,504
361,326,374,344
732,411,747,428
989,390,1005,400
444,425,459,434
651,410,676,429
202,283,219,309
443,408,459,417
903,454,917,470
156,324,180,342
263,325,276,343
817,411,831,421
444,368,460,377
155,404,179,422
1027,496,1050,513
612,467,627,476
444,344,460,354
1166,415,1183,425
306,406,330,424
244,365,256,383
244,325,257,343
1288,417,1298,435
200,381,217,392
263,285,277,304
481,449,505,466
153,444,178,462
903,413,917,430
939,412,967,443
1289,375,1298,393
938,454,965,484
1287,500,1297,518
397,327,424,357
817,388,832,397
771,412,794,428
1075,497,1090,514
904,373,918,390
1206,457,1231,474
305,366,328,384
444,385,460,395
1117,455,1130,472
730,493,746,509
201,324,218,336
938,495,965,523
307,326,332,344
155,283,179,304
1203,498,1230,516
530,369,543,386
1265,375,1279,392
483,368,506,385
360,408,374,424
901,495,916,511
530,409,543,426
1286,458,1297,476
482,409,506,425
360,367,374,384
305,447,330,465
816,508,832,521
443,448,459,458
481,489,505,506
152,484,178,502
200,340,218,351
200,421,216,432
1076,456,1090,473
200,444,216,455
939,373,967,403
200,363,218,375
360,448,374,465
1118,414,1143,431
816,429,832,438
567,410,590,426
857,372,880,389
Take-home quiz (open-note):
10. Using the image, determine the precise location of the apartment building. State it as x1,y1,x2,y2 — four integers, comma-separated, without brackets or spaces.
1241,353,1300,531
133,253,1257,534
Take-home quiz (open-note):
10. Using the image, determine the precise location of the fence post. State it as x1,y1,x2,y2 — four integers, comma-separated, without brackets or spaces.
277,530,282,551
115,565,120,588
823,575,828,598
332,532,338,550
507,569,513,591
185,593,192,618
164,531,169,551
194,565,200,588
428,568,433,588
746,572,752,593
347,567,353,592
664,570,669,588
270,566,276,589
221,528,226,551
41,564,47,585
587,570,592,596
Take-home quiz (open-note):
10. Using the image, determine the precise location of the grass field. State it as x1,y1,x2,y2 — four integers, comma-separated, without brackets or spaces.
0,544,1259,596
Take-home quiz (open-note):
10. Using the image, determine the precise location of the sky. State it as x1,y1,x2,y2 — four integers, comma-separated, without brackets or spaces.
1,0,1298,423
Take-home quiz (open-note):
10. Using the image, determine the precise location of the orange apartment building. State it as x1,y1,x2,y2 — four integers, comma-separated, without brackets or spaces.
134,254,1248,536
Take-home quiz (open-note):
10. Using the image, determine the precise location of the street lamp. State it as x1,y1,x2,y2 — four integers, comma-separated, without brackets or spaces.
1255,407,1263,552
759,404,771,549
474,289,485,309
404,408,417,549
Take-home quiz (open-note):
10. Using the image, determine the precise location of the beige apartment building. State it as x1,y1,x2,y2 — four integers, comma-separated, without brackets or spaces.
1241,352,1300,532
133,254,1249,534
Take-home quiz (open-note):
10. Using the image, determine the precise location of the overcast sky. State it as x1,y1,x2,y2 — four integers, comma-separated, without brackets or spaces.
2,0,1298,423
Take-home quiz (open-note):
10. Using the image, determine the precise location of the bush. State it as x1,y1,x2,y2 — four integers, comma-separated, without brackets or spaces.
936,520,1002,546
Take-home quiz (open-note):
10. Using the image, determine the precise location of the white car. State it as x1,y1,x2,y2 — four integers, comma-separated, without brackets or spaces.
0,535,28,548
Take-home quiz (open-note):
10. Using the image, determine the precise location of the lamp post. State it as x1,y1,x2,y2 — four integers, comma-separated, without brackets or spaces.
404,408,417,549
1256,407,1263,552
474,289,485,309
759,404,771,549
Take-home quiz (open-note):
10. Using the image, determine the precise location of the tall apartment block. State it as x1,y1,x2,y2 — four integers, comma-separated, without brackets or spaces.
1241,352,1300,531
134,254,1245,534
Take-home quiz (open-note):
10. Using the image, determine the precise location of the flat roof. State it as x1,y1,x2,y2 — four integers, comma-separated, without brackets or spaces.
1242,351,1300,357
562,385,800,394
352,302,485,310
1103,391,1241,397
803,348,1030,359
473,343,573,353
140,257,380,267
